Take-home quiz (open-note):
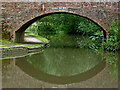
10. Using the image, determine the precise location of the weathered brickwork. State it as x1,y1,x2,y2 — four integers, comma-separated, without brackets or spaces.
1,2,119,42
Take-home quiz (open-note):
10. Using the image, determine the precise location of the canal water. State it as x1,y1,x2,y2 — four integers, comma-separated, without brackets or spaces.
2,34,118,88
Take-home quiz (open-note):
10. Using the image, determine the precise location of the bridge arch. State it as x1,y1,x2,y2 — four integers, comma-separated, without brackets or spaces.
14,11,107,43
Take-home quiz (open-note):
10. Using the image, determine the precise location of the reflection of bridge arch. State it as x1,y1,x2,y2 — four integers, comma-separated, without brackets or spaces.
15,12,107,43
16,57,106,84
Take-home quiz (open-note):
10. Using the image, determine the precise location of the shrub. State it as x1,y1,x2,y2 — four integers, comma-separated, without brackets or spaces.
103,21,120,51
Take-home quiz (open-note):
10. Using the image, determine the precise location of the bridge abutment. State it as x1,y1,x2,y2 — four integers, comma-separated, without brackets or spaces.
14,31,24,43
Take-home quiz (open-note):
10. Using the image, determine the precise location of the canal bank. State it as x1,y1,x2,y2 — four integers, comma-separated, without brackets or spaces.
0,34,49,59
0,45,44,59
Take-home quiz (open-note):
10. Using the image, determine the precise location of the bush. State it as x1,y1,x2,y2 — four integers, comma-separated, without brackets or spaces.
103,21,120,51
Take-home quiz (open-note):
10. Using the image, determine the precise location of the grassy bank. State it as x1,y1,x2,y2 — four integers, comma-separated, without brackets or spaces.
0,39,20,47
0,33,49,48
25,32,49,43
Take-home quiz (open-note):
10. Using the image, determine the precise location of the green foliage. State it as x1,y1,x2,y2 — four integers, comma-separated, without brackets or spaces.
26,14,101,36
103,21,120,51
26,14,119,51
89,31,103,50
104,52,118,64
77,19,102,36
1,39,20,47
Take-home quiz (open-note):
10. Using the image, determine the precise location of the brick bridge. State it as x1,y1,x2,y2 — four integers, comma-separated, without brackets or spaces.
1,1,119,42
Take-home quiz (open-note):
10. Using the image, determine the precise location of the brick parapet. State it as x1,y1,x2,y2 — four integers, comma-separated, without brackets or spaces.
1,2,119,40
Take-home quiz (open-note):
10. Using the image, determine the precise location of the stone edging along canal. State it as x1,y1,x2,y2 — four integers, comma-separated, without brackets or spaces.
0,45,44,60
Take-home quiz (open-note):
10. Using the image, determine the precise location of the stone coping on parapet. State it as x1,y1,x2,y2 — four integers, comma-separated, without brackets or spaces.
1,0,119,2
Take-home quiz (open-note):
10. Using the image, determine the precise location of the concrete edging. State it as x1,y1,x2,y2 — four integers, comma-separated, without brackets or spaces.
0,45,43,59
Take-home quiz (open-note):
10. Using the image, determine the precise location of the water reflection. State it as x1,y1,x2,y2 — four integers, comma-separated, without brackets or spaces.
2,35,118,87
25,48,103,77
15,35,106,84
16,56,105,84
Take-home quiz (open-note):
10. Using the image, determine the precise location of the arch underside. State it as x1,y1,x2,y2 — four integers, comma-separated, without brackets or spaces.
14,11,107,43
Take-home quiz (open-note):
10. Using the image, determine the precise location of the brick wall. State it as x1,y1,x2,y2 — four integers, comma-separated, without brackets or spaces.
1,1,119,42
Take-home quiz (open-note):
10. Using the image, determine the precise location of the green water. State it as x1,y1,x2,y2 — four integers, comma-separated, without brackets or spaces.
26,47,102,77
14,35,106,84
24,35,103,76
2,34,118,87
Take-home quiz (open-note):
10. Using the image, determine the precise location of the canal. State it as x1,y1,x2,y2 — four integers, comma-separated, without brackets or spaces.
2,34,118,88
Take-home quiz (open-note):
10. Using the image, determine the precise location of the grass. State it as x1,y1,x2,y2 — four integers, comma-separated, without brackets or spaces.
1,39,44,48
25,32,49,43
0,39,21,47
23,44,44,47
0,32,49,48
